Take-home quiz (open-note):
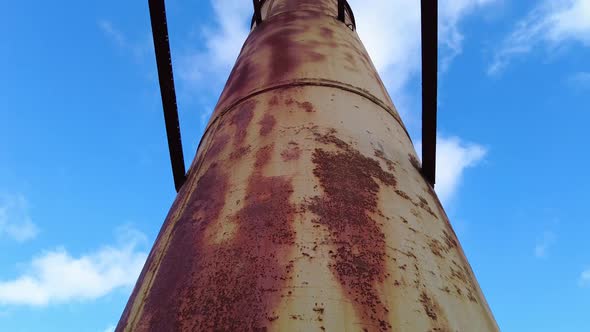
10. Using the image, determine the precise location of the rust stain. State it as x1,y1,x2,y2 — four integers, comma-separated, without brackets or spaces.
409,153,421,170
320,26,334,38
255,144,273,168
313,129,349,150
442,230,458,250
307,129,395,331
419,291,451,332
374,149,395,172
229,145,251,160
135,163,229,331
417,196,437,218
206,133,230,160
395,189,438,219
419,291,439,321
429,238,446,258
265,25,302,79
281,141,302,161
395,189,411,201
135,142,296,330
259,113,277,136
116,173,199,331
299,101,315,112
268,95,280,106
230,100,256,146
286,98,315,112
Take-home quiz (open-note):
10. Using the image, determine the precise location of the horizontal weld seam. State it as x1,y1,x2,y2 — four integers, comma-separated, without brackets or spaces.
191,79,412,173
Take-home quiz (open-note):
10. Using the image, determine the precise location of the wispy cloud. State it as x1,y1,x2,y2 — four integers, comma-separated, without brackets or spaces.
98,19,151,60
348,0,499,101
0,226,147,306
0,194,39,242
489,0,590,75
416,136,487,205
102,325,115,332
176,0,251,87
534,231,556,258
568,71,590,89
579,269,590,287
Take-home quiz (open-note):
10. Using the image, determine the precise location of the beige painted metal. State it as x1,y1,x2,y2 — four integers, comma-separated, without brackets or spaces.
116,0,499,331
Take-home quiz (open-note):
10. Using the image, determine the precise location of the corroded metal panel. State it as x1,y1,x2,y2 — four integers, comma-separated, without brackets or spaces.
117,0,498,331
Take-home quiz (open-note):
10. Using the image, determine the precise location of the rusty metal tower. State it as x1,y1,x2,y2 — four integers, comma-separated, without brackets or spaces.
116,0,499,331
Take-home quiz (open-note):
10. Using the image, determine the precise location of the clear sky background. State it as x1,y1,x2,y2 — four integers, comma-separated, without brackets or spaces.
1,0,589,331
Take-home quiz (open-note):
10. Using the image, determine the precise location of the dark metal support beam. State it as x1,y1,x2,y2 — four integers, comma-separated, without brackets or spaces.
148,0,186,192
420,0,438,187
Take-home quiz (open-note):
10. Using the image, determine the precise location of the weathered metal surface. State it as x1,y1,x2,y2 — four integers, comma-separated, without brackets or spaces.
117,0,499,331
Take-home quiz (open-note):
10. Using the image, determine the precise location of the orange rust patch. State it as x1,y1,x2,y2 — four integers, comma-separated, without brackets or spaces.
409,153,421,170
229,145,251,160
255,145,273,168
417,195,437,218
281,142,301,161
320,27,334,38
419,291,451,332
395,189,411,201
419,291,439,321
442,230,458,250
136,163,229,331
259,113,276,136
307,131,395,331
230,100,256,146
286,98,315,113
268,95,279,106
313,129,349,150
264,24,303,79
429,238,446,258
374,149,395,172
136,143,296,330
299,101,315,112
206,133,230,160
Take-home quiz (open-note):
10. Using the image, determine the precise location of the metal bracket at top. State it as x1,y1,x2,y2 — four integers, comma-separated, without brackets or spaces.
251,0,356,30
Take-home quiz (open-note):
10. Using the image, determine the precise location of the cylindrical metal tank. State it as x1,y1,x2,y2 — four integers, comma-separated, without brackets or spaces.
116,0,499,330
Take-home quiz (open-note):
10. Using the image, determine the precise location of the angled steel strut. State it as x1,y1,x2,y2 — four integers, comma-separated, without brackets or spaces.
148,0,186,192
420,0,438,187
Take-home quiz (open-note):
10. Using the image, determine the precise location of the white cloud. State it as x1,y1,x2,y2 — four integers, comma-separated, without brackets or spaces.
534,231,556,258
568,71,590,89
102,325,115,332
98,20,150,59
0,194,39,242
0,226,148,306
350,0,498,98
416,136,487,204
580,269,590,287
489,0,590,75
176,0,251,85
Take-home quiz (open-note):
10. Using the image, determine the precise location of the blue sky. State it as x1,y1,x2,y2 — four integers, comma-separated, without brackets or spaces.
1,0,589,331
